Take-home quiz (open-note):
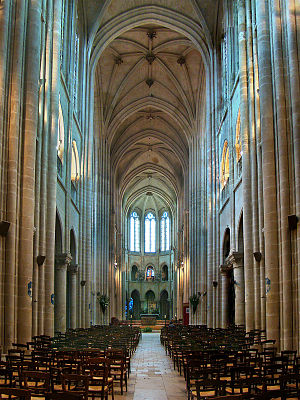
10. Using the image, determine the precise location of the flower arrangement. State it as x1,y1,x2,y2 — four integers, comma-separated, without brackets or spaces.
97,293,110,313
189,294,200,314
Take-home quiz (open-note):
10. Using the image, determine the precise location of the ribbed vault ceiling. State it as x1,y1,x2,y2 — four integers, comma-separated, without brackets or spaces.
94,25,206,212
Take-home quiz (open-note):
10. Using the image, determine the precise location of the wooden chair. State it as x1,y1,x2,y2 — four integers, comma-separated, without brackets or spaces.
106,349,127,395
281,350,297,371
211,396,243,400
280,373,300,400
20,371,50,397
83,358,111,400
0,367,14,387
0,387,31,399
45,392,84,399
84,357,114,400
61,373,89,400
190,378,227,399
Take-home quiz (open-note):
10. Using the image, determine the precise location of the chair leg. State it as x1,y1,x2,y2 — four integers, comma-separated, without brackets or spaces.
111,381,114,400
120,377,123,395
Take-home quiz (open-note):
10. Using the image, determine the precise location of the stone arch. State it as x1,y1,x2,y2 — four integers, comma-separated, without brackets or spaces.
70,229,77,264
131,265,138,281
160,290,169,319
222,227,234,326
145,265,155,281
55,211,63,255
89,6,212,75
131,289,141,320
237,212,244,253
162,264,168,281
145,290,156,313
222,227,231,262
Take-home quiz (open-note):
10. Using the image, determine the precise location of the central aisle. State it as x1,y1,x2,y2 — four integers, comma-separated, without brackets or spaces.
116,332,186,400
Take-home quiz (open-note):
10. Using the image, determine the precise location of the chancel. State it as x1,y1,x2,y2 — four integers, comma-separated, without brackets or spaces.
0,0,299,398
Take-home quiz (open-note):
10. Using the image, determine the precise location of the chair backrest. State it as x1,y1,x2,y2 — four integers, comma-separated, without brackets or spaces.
0,366,14,387
20,370,51,393
83,357,110,382
61,373,89,400
212,396,243,400
45,392,84,400
0,387,31,399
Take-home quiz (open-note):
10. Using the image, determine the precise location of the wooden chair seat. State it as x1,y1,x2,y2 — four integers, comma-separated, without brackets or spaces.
45,392,84,399
191,389,216,398
0,387,31,399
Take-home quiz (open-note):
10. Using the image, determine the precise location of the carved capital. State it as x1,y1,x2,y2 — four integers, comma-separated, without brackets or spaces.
237,0,245,9
219,264,232,275
225,251,244,267
68,264,79,274
55,253,72,270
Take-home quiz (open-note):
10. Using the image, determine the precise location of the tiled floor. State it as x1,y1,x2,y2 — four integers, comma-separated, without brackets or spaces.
114,333,187,400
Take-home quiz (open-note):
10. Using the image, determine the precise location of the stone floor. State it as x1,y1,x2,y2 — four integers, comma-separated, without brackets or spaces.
114,332,187,400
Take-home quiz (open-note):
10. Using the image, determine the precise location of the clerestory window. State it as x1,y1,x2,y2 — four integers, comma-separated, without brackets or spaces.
145,212,156,253
221,140,229,188
160,211,170,251
130,211,140,252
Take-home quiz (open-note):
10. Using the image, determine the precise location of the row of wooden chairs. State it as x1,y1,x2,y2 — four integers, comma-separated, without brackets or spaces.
0,325,141,399
1,350,129,397
161,324,299,399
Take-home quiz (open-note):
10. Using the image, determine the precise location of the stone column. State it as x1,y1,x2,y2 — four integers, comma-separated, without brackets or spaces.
54,253,72,333
220,265,231,328
227,252,245,326
271,0,293,350
285,0,300,350
44,0,62,337
237,0,254,332
68,264,78,329
256,0,280,346
4,0,26,348
189,136,202,324
0,0,10,207
18,0,42,345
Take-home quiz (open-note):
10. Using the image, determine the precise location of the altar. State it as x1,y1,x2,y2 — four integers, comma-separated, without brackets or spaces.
140,314,159,325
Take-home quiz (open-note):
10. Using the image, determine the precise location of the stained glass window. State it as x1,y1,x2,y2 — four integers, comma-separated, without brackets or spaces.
221,140,229,188
145,212,156,253
160,211,170,251
130,211,140,252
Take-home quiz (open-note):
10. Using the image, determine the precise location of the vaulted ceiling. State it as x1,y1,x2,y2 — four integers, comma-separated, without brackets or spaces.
94,24,206,215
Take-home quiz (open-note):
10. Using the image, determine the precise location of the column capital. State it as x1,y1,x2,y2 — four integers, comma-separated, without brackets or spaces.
225,251,244,267
55,253,72,269
68,264,79,274
219,264,232,275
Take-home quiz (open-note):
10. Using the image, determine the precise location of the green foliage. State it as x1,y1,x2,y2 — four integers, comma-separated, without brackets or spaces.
142,327,152,332
97,293,110,313
189,294,200,314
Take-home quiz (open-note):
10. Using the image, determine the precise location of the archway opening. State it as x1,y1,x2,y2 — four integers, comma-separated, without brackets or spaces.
131,265,138,281
162,265,168,281
145,290,156,314
131,290,141,320
160,290,169,319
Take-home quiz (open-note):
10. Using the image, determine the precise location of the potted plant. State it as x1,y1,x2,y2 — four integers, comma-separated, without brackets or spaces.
97,292,110,314
189,294,200,314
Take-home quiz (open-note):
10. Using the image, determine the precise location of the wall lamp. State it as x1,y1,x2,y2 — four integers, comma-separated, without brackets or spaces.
37,255,46,266
0,221,10,237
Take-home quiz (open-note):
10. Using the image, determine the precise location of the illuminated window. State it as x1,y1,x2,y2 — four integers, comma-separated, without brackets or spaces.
57,103,64,162
145,212,156,253
146,266,155,281
71,140,80,183
160,211,170,251
235,109,242,161
130,212,140,252
221,140,229,188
